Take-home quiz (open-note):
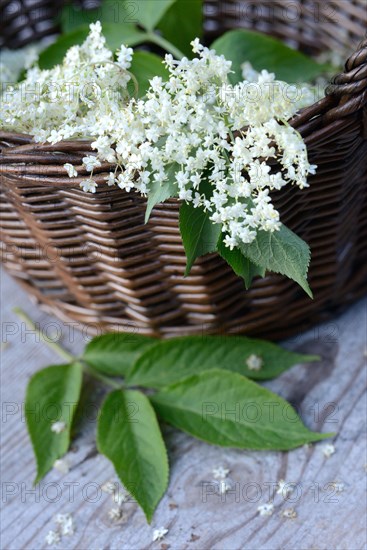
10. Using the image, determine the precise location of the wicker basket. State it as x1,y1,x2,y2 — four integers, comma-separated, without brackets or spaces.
1,1,366,339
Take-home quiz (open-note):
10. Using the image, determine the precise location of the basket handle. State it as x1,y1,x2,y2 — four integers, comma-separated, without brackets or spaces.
324,37,367,125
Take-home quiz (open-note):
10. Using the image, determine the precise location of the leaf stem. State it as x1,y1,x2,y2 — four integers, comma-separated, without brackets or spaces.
146,32,185,60
81,363,123,390
13,307,74,362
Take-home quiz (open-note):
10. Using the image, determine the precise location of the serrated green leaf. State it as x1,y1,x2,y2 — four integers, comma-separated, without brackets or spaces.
97,389,169,522
179,202,222,276
38,24,146,70
145,163,179,222
134,0,177,31
151,369,334,450
157,0,203,58
126,335,319,388
25,363,83,483
240,224,312,297
217,234,265,288
83,333,156,377
130,51,169,97
211,29,329,84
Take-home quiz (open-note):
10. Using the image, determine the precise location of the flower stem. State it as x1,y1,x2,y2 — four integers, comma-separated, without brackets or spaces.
13,308,123,390
146,33,185,60
13,307,74,362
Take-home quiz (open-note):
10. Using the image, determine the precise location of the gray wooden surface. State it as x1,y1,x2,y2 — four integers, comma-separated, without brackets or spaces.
1,267,366,550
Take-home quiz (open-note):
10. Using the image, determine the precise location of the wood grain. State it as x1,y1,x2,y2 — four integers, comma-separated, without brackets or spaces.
1,268,366,550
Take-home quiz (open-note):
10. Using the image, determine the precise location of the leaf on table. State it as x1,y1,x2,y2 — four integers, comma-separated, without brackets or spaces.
240,224,312,297
211,29,329,84
179,202,222,276
217,234,266,288
97,389,169,522
83,332,156,377
126,335,320,388
25,363,83,483
151,369,334,450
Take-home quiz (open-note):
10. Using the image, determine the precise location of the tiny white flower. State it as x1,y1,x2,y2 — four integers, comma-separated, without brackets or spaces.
80,179,97,193
330,481,344,493
246,354,263,371
281,507,297,519
257,503,274,517
152,527,168,542
63,163,78,178
322,443,335,458
82,155,102,172
276,479,294,498
53,458,70,474
212,466,230,479
51,421,66,434
101,481,116,494
45,530,61,546
108,507,123,521
112,490,128,506
218,479,233,494
54,513,75,536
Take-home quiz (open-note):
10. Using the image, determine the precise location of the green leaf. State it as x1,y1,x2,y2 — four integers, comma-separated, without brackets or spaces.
179,202,222,276
157,0,203,58
126,335,319,388
61,1,141,32
240,224,312,297
211,29,328,84
97,389,169,522
151,369,334,450
83,333,156,377
130,51,169,97
135,0,177,31
25,363,83,483
38,24,146,69
145,163,179,222
217,235,265,288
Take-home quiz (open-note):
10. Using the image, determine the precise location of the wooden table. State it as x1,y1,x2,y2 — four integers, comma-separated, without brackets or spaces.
1,268,366,550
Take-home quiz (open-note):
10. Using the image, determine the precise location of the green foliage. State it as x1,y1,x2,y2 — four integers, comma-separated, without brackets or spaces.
157,0,203,58
211,29,329,84
83,333,156,377
130,51,169,97
217,235,265,288
145,163,179,222
179,202,222,276
151,369,333,449
240,224,312,297
126,335,320,388
25,363,83,482
97,389,168,522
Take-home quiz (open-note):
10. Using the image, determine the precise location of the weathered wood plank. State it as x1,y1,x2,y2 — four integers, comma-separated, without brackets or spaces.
1,268,366,550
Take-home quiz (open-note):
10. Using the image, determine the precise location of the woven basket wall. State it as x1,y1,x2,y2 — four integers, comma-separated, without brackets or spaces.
1,1,366,339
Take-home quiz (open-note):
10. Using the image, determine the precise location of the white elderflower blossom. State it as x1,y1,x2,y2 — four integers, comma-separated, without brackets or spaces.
54,513,75,536
276,479,294,498
64,163,78,178
0,26,318,250
51,421,66,434
53,458,70,474
257,503,274,516
246,354,263,371
321,443,335,458
45,530,61,546
212,466,230,479
281,507,297,519
152,527,168,542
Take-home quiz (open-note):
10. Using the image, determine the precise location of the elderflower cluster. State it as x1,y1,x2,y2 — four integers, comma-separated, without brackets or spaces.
0,22,133,144
0,23,318,250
